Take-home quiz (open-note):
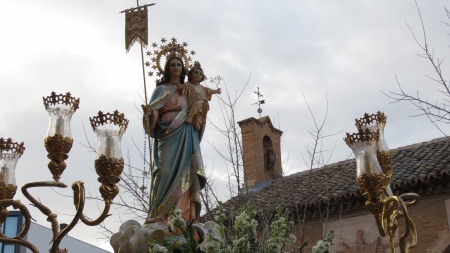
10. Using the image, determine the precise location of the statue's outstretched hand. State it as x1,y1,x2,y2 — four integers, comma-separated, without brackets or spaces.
215,88,222,94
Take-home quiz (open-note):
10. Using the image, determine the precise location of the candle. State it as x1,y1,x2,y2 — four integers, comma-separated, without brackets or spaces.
0,166,5,183
105,135,115,158
0,155,14,184
55,116,64,136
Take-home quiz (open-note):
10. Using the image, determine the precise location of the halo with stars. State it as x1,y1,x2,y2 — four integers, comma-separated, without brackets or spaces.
144,37,197,77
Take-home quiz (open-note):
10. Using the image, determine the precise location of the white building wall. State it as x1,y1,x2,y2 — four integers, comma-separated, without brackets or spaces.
24,222,110,253
1,212,110,253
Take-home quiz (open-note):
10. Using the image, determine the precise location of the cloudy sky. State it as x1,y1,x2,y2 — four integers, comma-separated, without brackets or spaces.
1,0,449,251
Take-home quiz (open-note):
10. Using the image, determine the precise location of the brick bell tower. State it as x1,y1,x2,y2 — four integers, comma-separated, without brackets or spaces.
237,116,283,192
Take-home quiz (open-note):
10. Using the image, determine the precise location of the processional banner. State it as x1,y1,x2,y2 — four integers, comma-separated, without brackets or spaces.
125,7,148,52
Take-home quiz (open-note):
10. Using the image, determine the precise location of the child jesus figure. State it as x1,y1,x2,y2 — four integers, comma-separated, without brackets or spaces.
182,61,221,131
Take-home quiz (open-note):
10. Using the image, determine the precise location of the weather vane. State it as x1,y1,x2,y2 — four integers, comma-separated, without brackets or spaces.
253,87,265,118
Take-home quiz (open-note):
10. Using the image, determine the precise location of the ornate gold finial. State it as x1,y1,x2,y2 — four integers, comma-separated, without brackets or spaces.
0,138,25,156
89,110,129,132
344,129,380,146
145,37,196,77
355,111,386,131
43,92,80,112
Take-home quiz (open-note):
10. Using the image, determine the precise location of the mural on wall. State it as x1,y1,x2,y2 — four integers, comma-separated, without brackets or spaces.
338,230,379,253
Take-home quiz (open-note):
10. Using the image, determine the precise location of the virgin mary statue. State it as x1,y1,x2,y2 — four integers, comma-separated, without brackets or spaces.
142,55,206,224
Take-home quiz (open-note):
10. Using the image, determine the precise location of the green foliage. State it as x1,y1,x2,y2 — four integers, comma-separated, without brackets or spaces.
205,203,297,253
262,206,297,253
204,202,232,253
147,203,300,253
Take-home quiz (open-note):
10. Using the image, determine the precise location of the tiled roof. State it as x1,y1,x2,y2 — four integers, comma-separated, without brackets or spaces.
221,137,450,218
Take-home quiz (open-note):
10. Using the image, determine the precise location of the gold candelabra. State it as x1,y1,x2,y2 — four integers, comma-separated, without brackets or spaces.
0,92,128,253
344,111,419,253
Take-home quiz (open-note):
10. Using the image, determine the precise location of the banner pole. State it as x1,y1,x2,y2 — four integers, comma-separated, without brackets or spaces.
135,0,155,222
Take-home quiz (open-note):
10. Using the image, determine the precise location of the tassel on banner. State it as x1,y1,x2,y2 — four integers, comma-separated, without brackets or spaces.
125,7,148,52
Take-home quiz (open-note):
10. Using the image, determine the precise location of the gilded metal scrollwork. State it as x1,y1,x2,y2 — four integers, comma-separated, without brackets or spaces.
0,199,38,253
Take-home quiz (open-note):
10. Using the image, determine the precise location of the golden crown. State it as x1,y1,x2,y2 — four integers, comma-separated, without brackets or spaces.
145,37,197,77
193,61,201,68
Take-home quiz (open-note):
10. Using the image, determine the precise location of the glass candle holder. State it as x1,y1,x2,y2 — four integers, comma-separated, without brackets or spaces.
90,111,128,203
0,138,25,200
345,130,384,177
43,92,80,138
0,138,25,185
90,111,128,160
345,129,390,193
355,112,393,194
43,92,79,180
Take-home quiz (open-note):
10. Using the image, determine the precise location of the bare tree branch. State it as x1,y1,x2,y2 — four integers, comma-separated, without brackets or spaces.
383,1,450,134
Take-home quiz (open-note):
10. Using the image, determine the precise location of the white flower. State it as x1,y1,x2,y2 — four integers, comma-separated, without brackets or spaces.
149,243,168,253
289,234,297,243
173,208,183,216
311,231,334,253
234,213,248,225
250,219,259,227
214,212,226,221
169,212,186,231
205,240,221,253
